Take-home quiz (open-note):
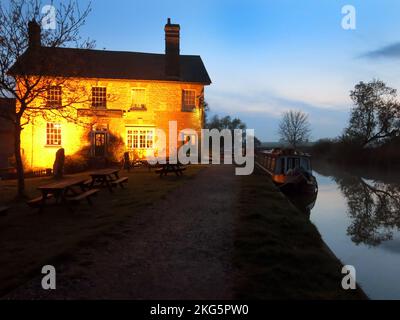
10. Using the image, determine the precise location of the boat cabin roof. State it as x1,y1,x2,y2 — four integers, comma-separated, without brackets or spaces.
260,148,311,158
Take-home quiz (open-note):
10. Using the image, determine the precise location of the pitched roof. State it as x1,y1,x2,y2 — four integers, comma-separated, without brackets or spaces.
8,47,211,85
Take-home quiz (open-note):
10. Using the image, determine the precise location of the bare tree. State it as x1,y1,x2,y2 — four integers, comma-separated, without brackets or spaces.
0,0,93,197
278,110,311,149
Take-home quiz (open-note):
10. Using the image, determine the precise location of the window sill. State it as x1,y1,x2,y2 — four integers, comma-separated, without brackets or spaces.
181,107,196,112
45,145,62,148
129,107,147,112
91,106,107,110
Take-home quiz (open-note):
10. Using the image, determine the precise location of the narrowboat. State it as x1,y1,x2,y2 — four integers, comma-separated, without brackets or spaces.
255,148,318,194
288,191,318,217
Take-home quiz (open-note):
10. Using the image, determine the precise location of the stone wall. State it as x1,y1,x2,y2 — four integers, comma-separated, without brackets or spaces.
19,78,207,168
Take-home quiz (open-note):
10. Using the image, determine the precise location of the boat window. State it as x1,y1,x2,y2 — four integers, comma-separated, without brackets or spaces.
271,158,276,171
287,158,293,171
287,157,301,169
300,158,310,171
295,158,300,169
276,157,285,174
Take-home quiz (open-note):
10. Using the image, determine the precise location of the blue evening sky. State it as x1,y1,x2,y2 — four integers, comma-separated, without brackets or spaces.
55,1,400,140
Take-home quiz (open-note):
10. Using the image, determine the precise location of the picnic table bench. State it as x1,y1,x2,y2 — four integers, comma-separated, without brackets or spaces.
67,188,99,205
29,177,99,212
111,176,129,188
27,193,54,208
155,161,186,177
89,168,128,192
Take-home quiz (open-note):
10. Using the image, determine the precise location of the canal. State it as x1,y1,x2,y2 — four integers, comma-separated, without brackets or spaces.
308,162,400,299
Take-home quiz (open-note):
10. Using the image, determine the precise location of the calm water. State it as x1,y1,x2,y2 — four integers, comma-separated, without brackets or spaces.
309,165,400,299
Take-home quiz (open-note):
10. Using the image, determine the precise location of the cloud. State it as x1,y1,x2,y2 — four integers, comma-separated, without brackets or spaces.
207,91,284,117
207,89,348,118
205,89,349,141
362,42,400,59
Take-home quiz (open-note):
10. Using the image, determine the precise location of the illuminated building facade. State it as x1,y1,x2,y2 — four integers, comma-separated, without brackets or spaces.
9,19,211,168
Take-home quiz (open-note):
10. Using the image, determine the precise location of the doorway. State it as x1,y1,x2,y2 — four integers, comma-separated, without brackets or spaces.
94,132,107,157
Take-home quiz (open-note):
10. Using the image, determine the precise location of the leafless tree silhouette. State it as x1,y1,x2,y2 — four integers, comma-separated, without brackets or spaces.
278,110,311,149
0,0,93,197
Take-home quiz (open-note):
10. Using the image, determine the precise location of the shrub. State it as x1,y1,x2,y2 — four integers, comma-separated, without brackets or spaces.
108,134,125,162
64,154,88,174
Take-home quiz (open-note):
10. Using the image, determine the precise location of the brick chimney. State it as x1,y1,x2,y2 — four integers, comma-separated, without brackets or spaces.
28,20,41,49
164,18,180,78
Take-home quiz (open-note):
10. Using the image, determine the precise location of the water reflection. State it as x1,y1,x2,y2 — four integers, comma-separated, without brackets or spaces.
310,163,400,299
282,162,400,245
334,175,400,246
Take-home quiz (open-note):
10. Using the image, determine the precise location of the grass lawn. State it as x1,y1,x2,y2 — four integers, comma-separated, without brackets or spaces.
0,165,205,296
234,168,368,299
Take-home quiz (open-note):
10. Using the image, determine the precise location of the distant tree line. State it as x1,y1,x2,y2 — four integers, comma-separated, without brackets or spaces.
204,109,261,148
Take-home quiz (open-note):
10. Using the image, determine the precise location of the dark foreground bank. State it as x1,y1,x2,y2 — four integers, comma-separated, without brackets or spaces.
2,165,367,299
233,167,367,299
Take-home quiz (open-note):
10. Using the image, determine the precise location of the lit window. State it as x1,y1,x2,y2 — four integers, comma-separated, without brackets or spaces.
126,128,154,149
146,130,153,148
47,86,62,108
92,87,107,108
46,123,62,146
181,133,197,157
182,90,196,111
182,133,197,146
131,88,146,110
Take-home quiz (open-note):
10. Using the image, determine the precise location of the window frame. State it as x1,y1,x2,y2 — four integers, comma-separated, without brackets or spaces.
91,86,107,109
181,132,197,146
182,89,196,112
46,122,62,146
126,127,155,150
46,85,62,108
130,88,147,111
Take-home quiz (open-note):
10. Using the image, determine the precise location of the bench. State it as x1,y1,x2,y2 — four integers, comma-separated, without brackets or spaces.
111,177,128,188
155,167,186,176
67,189,99,205
155,168,186,174
27,194,54,208
0,206,9,216
83,179,93,187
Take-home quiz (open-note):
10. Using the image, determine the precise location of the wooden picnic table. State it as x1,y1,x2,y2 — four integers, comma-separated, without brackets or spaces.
155,160,186,177
35,177,96,212
89,168,127,192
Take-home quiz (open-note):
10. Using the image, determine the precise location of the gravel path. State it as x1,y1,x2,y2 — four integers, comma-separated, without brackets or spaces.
6,165,240,299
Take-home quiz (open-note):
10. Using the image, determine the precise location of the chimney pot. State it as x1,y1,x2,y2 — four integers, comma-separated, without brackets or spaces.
164,18,180,78
28,19,41,49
